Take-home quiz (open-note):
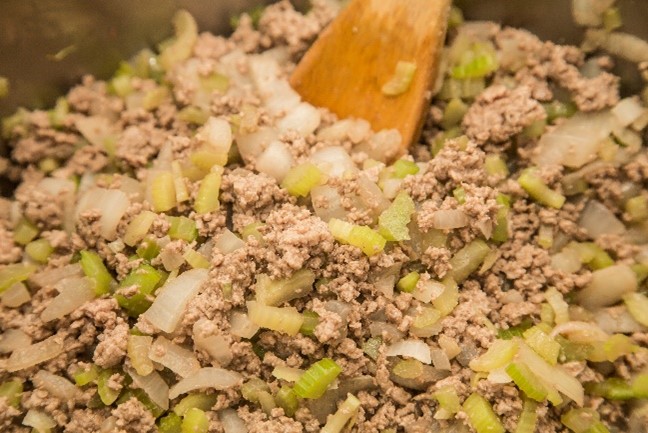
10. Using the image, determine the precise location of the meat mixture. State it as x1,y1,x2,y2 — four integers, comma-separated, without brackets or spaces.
1,1,648,432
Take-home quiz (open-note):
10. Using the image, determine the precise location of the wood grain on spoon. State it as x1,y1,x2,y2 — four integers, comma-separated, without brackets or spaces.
290,0,452,155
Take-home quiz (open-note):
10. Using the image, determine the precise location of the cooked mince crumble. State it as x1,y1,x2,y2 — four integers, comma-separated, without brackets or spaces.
1,1,648,432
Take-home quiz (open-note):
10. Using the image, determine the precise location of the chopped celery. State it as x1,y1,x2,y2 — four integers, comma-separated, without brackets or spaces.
25,239,53,263
453,187,466,204
158,412,183,433
171,161,190,203
378,191,415,242
13,218,39,245
294,358,342,399
247,301,304,335
432,278,459,315
194,167,223,214
178,106,210,125
80,250,113,296
515,398,538,433
127,335,154,376
159,10,198,71
272,366,304,382
589,334,636,363
142,86,169,111
382,61,417,96
281,163,324,197
469,339,518,372
623,292,648,327
545,287,569,324
566,242,614,270
392,359,425,379
506,362,548,402
491,207,509,243
631,263,648,284
392,160,420,178
522,119,546,139
258,390,276,414
561,408,609,433
255,269,315,306
449,239,491,282
241,222,264,243
329,218,386,256
321,393,361,433
299,310,320,336
200,72,230,94
556,336,592,362
38,157,59,173
448,5,464,28
523,326,560,365
115,264,164,316
543,100,577,123
603,7,622,32
151,171,177,212
434,386,461,418
137,237,161,260
540,303,555,325
168,216,198,242
276,386,299,417
625,196,648,221
518,169,565,209
190,149,227,172
0,379,23,408
463,392,504,433
173,393,218,416
183,249,210,269
586,377,634,400
0,263,37,294
632,374,648,398
181,408,209,433
441,98,468,130
451,42,498,79
241,378,271,403
97,368,122,405
412,307,442,333
537,225,554,249
362,337,383,361
397,271,420,293
123,211,157,247
484,154,509,177
497,318,533,340
430,127,462,156
74,364,99,386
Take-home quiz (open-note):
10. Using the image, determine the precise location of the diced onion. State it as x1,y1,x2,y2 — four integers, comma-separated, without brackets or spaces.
230,311,260,339
75,188,130,240
236,127,280,163
33,370,79,400
272,365,304,382
612,97,646,127
219,409,248,433
193,319,233,366
369,322,404,342
412,279,445,303
37,178,76,196
7,334,64,372
430,348,451,370
0,329,32,354
126,367,169,410
255,140,294,182
41,277,96,322
571,0,615,26
595,306,645,334
277,102,322,136
28,263,83,288
1,282,31,308
198,117,233,155
549,321,609,343
149,336,201,378
586,29,648,64
311,186,347,222
169,367,243,399
579,200,625,239
317,118,371,144
74,116,114,148
432,209,469,230
309,146,357,178
576,264,637,309
142,268,208,333
22,409,56,432
385,339,432,364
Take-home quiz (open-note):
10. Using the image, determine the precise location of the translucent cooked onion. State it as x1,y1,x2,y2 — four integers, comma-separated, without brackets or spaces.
142,268,208,333
74,115,114,148
41,277,96,322
230,311,260,339
37,178,76,196
412,279,445,303
75,187,130,240
317,118,371,144
355,129,402,163
193,319,233,366
432,209,469,230
126,367,169,410
534,111,615,168
277,102,322,136
578,200,625,239
549,321,609,343
311,185,347,222
28,263,83,288
236,127,280,163
309,146,357,178
219,408,248,433
576,264,637,310
385,340,432,364
0,328,32,354
169,367,243,399
198,117,233,155
255,140,294,182
430,348,451,370
586,29,648,64
22,409,56,432
7,334,64,372
594,306,646,334
33,370,79,400
149,336,201,378
1,282,31,308
571,0,614,26
612,97,646,127
550,249,582,273
369,322,404,342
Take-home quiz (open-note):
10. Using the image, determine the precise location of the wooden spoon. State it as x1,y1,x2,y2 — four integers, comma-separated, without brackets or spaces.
290,0,452,155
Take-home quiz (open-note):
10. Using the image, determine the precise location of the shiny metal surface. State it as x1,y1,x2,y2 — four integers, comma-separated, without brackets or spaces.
1,0,648,116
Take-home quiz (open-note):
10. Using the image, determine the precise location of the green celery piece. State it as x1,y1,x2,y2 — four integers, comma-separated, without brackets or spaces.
200,72,229,94
294,358,342,399
523,326,561,365
505,362,549,402
631,374,648,398
0,263,37,294
518,169,565,209
453,186,466,204
168,216,198,242
74,364,99,386
362,337,382,361
80,250,114,295
515,398,538,433
117,388,165,418
300,310,320,336
491,207,509,243
348,225,386,256
451,42,498,79
0,380,23,408
585,377,634,400
392,160,419,179
281,163,323,197
543,100,577,123
378,191,415,242
255,269,316,307
497,318,534,340
158,412,183,433
181,408,209,433
463,392,504,433
484,154,509,177
275,386,299,417
397,271,420,293
136,237,161,261
241,378,271,403
97,369,122,405
25,239,53,263
13,218,39,245
173,393,218,416
115,264,164,317
449,239,491,282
